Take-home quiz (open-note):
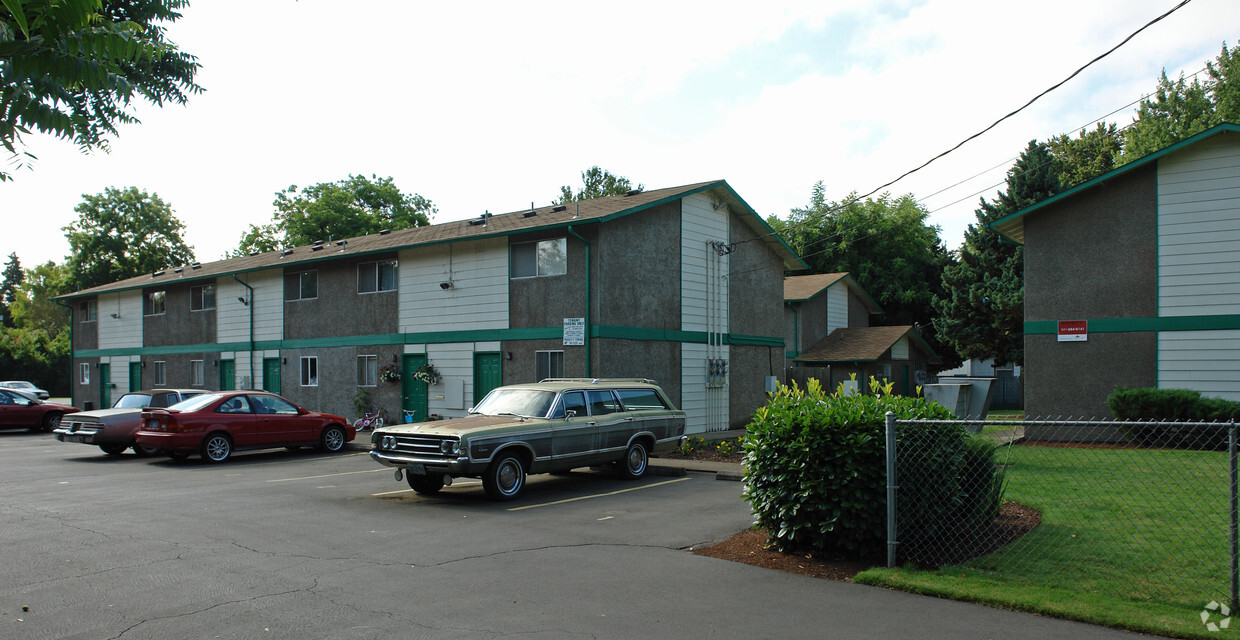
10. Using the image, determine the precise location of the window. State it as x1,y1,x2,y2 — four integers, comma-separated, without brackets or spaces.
535,350,564,381
358,260,398,293
145,290,166,316
191,360,204,386
554,390,586,418
190,284,216,311
300,356,318,387
153,361,167,386
80,363,90,385
586,389,620,415
617,388,668,410
510,238,567,278
251,394,298,415
357,355,378,386
284,270,318,301
79,300,97,323
217,395,251,414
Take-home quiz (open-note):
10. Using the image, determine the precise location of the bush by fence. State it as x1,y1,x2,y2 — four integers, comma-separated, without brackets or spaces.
1108,386,1240,450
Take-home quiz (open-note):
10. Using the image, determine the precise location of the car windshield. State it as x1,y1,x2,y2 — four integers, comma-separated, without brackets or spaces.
113,393,154,409
168,393,224,412
471,389,557,418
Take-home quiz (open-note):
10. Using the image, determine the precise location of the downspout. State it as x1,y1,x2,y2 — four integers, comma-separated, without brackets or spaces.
233,274,256,389
566,225,591,377
53,298,74,405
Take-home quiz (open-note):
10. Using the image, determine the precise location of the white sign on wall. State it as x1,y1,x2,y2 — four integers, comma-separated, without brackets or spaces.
563,317,585,346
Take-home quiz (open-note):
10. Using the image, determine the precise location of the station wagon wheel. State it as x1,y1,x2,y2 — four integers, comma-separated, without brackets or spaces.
483,452,526,501
618,441,648,480
318,425,346,452
200,433,232,463
99,444,128,456
407,473,445,496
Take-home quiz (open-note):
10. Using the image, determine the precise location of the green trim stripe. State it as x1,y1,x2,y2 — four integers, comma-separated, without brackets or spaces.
1026,315,1240,334
73,325,785,358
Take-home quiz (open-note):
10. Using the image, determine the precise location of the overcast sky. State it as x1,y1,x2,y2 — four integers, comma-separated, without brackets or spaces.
4,0,1239,271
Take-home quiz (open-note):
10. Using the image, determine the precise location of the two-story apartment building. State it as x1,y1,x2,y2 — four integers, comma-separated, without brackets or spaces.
59,180,806,434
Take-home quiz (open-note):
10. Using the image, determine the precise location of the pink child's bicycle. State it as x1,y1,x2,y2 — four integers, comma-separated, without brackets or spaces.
353,406,385,431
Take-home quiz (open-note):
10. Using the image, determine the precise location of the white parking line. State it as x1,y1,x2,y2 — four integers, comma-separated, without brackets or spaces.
507,477,691,511
267,467,390,483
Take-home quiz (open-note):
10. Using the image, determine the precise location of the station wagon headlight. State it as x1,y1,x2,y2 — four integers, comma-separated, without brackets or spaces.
380,435,397,450
440,439,460,455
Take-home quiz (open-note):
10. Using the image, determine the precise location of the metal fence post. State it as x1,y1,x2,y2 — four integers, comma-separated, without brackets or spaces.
886,411,898,568
1231,422,1238,612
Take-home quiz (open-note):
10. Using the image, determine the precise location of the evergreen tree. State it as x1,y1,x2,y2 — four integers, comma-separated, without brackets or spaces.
1047,123,1122,188
933,141,1062,367
0,253,22,327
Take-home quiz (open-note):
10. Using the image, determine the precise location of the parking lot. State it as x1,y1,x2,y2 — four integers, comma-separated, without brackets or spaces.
1,431,1136,639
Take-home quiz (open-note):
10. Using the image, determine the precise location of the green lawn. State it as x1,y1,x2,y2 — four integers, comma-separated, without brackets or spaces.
857,442,1235,638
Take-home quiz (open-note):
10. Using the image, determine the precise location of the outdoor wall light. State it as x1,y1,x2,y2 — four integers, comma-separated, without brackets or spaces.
110,313,120,319
439,282,453,290
505,352,512,361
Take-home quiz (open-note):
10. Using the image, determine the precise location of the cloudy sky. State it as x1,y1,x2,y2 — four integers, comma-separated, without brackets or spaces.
4,0,1239,270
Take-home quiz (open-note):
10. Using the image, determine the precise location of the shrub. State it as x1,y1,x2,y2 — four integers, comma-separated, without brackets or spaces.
742,376,995,565
1107,386,1238,450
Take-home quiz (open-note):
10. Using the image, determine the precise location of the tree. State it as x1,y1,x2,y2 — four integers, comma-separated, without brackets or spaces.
934,141,1062,367
232,174,435,256
1118,71,1218,164
1047,123,1122,188
1,0,202,180
1206,41,1240,125
556,166,643,204
0,260,72,394
0,252,22,327
773,182,960,371
63,186,195,290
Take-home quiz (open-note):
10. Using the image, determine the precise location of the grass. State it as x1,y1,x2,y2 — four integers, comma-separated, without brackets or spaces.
856,442,1234,638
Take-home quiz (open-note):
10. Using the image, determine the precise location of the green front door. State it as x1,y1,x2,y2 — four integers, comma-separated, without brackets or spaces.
99,363,111,408
219,360,235,391
129,362,142,392
262,358,281,393
473,352,502,405
401,354,428,422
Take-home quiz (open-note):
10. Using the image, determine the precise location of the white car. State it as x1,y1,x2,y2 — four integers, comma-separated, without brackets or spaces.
0,381,50,400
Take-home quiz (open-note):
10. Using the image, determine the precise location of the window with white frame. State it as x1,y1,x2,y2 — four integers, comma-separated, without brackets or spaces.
284,270,318,301
300,356,318,386
191,360,204,386
190,284,216,311
358,260,398,294
79,363,90,385
145,290,166,315
510,238,567,278
357,355,378,386
153,361,167,386
535,350,564,381
80,300,97,323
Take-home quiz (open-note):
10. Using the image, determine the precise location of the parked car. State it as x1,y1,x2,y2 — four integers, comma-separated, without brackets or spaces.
53,389,208,456
0,380,50,400
134,391,353,463
0,388,79,432
369,378,687,500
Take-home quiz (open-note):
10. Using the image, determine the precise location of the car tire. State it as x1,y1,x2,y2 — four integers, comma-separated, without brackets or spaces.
99,444,128,456
407,473,445,495
132,445,160,457
34,412,62,433
318,425,346,452
200,433,232,463
483,452,526,501
618,441,649,480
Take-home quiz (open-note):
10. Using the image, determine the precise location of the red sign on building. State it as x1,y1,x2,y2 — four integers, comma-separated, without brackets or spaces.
1057,320,1088,342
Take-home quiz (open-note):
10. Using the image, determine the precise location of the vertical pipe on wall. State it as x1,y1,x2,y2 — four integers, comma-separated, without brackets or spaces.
233,274,256,390
566,226,591,377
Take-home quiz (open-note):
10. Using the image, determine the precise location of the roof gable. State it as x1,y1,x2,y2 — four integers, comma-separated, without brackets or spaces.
783,272,882,315
794,325,940,365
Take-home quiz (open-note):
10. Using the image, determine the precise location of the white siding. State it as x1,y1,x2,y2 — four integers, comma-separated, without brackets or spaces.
105,355,138,392
891,337,909,360
245,270,284,341
98,292,142,349
682,193,730,433
421,342,501,417
826,284,848,333
1158,135,1240,317
217,276,253,343
681,193,729,332
399,238,508,333
1157,135,1240,400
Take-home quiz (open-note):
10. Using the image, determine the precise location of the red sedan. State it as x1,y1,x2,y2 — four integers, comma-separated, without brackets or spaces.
135,391,353,463
0,388,79,432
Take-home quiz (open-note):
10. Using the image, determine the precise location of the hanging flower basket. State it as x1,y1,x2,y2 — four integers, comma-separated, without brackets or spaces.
378,363,401,383
412,363,441,385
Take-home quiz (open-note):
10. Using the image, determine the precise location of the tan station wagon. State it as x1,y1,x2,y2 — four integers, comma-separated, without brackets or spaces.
369,378,687,500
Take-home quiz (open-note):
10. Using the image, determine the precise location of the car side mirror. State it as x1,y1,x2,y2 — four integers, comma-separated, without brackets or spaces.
565,409,576,419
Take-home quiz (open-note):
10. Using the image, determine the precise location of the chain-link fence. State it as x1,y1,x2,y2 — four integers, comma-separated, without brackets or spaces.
886,415,1239,610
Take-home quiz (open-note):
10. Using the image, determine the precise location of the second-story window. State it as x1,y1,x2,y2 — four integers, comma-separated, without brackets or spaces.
510,238,567,278
145,290,166,316
190,284,216,311
284,270,318,301
358,259,398,293
79,300,97,323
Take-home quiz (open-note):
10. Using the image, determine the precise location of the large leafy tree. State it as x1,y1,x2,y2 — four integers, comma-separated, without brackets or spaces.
233,174,435,256
63,186,195,290
772,183,959,371
934,142,1062,367
0,0,202,180
0,260,72,394
556,166,642,204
